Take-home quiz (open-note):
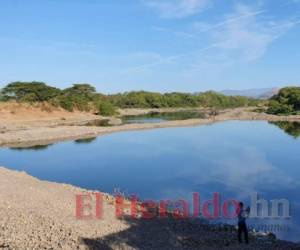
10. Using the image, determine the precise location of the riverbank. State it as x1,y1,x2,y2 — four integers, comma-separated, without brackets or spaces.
0,166,299,249
1,106,300,147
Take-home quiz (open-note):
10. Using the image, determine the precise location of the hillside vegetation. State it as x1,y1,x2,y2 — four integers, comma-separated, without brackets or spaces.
267,87,300,115
0,82,259,116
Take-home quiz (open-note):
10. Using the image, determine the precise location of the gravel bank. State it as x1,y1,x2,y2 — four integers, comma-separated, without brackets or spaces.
0,167,299,249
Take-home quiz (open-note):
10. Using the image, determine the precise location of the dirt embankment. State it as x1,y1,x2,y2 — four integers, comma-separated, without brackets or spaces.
1,103,300,147
0,102,101,129
0,167,299,250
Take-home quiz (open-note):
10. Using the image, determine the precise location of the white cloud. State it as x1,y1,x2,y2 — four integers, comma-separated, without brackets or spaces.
126,2,300,82
173,145,297,194
210,4,296,61
144,0,211,18
191,8,266,33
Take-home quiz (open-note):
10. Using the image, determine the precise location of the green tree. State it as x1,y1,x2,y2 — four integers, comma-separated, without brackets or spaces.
1,82,61,102
267,87,300,114
58,83,96,111
63,84,96,97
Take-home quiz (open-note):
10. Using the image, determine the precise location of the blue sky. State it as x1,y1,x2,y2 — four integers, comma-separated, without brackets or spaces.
0,0,299,93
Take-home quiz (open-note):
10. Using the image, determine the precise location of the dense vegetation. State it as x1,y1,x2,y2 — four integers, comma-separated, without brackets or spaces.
0,82,116,116
109,91,258,109
267,87,300,115
0,81,259,115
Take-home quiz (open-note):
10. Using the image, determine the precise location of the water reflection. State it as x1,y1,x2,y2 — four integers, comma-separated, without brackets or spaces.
74,137,97,144
81,111,207,127
122,110,206,124
0,121,299,241
269,121,300,138
9,144,53,151
83,119,112,127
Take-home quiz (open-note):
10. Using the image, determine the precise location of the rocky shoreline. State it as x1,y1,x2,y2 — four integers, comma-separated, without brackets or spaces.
0,167,299,250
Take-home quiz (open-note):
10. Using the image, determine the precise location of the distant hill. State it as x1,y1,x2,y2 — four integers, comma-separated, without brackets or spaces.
220,88,279,99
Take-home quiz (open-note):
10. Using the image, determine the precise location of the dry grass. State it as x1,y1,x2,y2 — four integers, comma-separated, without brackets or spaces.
0,101,88,122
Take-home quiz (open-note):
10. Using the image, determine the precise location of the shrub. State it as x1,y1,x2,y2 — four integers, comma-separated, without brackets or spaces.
59,96,74,112
97,101,116,116
267,100,293,115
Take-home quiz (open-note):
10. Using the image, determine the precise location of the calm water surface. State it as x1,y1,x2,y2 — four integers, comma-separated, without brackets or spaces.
1,121,299,242
122,110,205,124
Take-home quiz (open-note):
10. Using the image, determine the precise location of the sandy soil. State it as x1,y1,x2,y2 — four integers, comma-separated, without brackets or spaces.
1,104,300,147
0,167,299,250
0,102,101,130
